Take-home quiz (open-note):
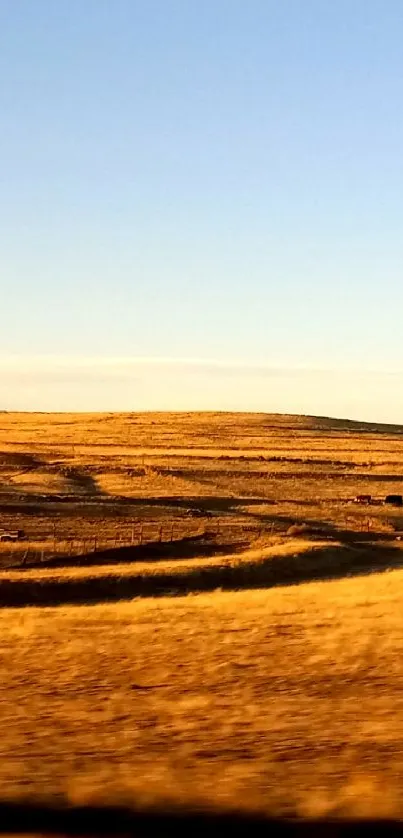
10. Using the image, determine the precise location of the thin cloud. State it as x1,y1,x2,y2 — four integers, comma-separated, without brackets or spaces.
1,356,403,421
1,355,400,382
0,355,315,384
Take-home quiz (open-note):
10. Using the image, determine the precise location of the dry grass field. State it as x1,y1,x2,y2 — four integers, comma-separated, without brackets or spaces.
2,410,403,552
2,411,403,819
4,573,403,819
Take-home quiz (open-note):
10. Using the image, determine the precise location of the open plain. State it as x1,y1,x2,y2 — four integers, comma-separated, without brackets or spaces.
1,411,403,817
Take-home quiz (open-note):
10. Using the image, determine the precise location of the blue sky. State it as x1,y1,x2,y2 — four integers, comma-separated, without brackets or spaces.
1,0,403,419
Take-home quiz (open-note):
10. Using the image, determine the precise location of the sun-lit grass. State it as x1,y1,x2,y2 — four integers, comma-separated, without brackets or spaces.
2,412,403,817
1,568,403,816
0,538,328,580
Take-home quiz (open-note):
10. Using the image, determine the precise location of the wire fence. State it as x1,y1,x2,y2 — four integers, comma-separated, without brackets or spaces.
0,513,391,570
0,520,270,568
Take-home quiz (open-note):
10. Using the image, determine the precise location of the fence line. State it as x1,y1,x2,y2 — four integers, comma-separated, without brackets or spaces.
5,515,378,568
1,520,272,568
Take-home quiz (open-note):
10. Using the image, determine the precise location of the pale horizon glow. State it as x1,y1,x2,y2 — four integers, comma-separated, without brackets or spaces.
2,2,403,421
2,355,403,425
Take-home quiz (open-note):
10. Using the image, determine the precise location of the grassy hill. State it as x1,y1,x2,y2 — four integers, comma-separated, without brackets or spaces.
1,411,403,552
0,412,403,817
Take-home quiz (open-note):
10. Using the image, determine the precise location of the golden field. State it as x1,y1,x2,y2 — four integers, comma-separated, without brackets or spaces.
3,573,403,817
1,411,403,817
1,410,403,550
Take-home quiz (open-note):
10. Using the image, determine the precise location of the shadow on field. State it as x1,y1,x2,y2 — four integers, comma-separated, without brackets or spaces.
235,509,403,545
1,541,403,607
28,535,242,569
0,452,43,469
0,493,276,515
62,466,103,497
0,800,402,837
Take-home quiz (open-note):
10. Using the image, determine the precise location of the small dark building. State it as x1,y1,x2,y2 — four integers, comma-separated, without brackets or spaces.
385,495,403,507
354,494,372,504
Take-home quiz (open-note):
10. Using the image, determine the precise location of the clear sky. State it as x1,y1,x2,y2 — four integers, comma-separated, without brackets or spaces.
1,0,403,420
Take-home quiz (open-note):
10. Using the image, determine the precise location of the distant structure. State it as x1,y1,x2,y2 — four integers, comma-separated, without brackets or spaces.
385,495,403,507
353,494,372,505
0,529,25,542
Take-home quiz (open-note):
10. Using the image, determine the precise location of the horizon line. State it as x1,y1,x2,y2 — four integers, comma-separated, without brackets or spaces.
0,408,402,429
